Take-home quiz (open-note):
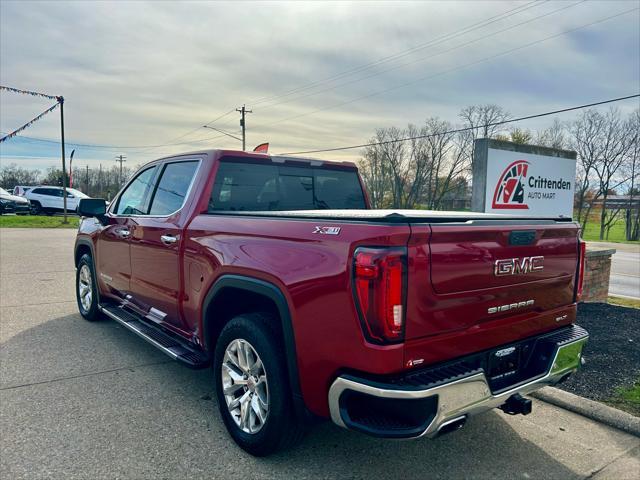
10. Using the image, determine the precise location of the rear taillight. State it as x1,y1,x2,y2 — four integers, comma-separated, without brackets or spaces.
353,247,407,344
576,239,586,301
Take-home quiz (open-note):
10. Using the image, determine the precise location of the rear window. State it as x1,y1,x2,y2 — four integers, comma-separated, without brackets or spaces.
208,161,366,211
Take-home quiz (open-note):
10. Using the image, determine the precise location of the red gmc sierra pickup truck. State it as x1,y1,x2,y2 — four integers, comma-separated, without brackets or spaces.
74,149,588,456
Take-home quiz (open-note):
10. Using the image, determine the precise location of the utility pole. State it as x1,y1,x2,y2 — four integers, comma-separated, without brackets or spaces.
85,165,89,196
115,154,127,186
236,105,252,151
58,96,68,223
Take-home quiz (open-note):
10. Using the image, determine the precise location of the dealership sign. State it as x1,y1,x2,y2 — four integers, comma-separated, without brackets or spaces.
472,139,577,218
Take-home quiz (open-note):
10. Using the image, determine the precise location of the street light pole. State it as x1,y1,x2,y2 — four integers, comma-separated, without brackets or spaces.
58,96,68,223
202,125,242,143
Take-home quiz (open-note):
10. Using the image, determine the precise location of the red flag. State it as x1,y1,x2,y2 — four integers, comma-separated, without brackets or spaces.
69,149,75,188
253,143,269,153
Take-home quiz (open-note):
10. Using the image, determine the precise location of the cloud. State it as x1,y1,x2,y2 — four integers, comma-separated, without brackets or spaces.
1,0,638,169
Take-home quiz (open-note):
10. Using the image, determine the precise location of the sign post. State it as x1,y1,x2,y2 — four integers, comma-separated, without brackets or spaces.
472,139,577,218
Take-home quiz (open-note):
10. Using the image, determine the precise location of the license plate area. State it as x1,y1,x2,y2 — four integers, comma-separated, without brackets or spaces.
488,346,521,385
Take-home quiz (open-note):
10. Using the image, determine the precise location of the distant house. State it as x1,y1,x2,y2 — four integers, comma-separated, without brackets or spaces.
590,195,640,209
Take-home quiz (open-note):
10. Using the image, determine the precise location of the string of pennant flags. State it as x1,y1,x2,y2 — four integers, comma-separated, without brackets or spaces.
0,85,60,101
0,85,62,143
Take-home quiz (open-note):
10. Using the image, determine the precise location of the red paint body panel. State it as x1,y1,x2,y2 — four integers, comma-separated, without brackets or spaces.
75,149,582,419
184,215,409,416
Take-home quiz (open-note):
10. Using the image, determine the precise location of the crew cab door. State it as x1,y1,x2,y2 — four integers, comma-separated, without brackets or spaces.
96,165,159,297
128,159,200,333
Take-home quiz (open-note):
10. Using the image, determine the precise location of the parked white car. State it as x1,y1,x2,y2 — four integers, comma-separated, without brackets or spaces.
25,186,89,215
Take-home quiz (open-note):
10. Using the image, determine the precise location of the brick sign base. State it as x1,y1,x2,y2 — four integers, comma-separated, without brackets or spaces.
581,248,616,302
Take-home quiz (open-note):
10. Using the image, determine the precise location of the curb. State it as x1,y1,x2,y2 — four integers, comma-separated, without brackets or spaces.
531,386,640,438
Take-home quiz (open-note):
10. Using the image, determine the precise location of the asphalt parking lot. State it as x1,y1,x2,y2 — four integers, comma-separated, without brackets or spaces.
1,228,638,479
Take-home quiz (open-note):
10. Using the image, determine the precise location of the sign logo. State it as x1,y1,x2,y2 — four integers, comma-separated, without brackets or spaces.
494,256,544,276
492,160,530,209
312,226,341,235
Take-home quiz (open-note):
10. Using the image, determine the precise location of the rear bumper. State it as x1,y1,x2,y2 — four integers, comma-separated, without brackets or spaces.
328,324,588,439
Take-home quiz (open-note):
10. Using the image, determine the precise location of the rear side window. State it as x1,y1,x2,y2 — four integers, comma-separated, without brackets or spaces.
149,161,199,215
32,188,54,196
114,166,157,215
209,161,366,211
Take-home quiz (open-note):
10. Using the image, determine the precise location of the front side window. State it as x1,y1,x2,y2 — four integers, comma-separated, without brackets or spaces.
114,166,157,215
149,161,199,215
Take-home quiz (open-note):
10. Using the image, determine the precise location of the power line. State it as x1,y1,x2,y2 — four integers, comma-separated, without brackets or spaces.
118,2,546,153
3,131,233,150
136,108,237,155
248,0,545,107
2,7,635,154
278,94,640,155
254,0,584,112
254,6,638,132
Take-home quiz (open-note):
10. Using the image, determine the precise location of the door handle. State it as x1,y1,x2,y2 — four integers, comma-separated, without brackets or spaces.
161,234,178,245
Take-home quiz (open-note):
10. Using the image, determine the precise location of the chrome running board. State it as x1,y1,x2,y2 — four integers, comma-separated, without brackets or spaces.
99,304,209,369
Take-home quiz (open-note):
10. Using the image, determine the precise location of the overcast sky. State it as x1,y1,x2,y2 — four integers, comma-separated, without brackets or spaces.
1,0,638,171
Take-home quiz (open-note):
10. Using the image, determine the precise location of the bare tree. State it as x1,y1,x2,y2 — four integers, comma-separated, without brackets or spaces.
457,104,511,173
378,127,408,208
535,118,567,149
360,132,392,208
422,118,468,209
0,163,41,189
622,109,639,240
593,109,636,239
569,109,606,230
359,117,472,210
459,104,511,139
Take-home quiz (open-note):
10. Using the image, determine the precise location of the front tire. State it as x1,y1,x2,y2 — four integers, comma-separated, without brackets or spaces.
76,254,100,321
30,201,42,215
214,313,304,456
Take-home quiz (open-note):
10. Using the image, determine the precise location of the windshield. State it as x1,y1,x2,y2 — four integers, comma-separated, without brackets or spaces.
68,188,89,198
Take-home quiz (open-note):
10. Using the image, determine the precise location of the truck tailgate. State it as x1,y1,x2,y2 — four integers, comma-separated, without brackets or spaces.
404,222,579,340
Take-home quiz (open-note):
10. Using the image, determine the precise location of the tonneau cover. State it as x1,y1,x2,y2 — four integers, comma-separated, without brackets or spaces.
209,209,573,224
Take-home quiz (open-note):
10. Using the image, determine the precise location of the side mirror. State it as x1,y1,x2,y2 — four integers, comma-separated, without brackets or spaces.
78,198,107,218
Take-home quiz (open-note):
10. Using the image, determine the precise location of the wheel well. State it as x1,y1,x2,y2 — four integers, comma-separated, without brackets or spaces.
75,244,92,267
204,286,282,350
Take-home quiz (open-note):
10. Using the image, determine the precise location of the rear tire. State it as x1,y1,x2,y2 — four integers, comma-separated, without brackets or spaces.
76,254,100,321
214,313,305,456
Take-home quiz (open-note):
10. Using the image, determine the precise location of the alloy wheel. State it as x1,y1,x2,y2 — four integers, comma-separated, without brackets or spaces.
78,264,93,312
221,338,269,434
